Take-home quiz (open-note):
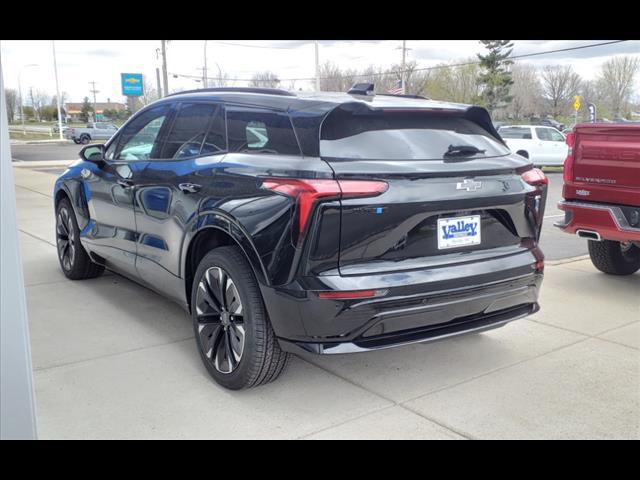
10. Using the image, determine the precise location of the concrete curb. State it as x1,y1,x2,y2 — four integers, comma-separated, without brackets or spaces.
12,160,75,168
10,140,73,145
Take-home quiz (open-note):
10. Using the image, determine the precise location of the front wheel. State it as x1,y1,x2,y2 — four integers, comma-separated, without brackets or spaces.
191,246,290,390
79,135,90,144
588,240,640,275
56,198,105,279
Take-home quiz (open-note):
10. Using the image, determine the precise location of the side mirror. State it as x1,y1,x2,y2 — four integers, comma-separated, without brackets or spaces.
80,144,105,163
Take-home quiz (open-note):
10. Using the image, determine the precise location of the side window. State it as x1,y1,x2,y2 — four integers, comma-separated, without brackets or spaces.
536,128,553,141
549,129,565,142
115,105,171,161
226,108,300,156
160,102,222,160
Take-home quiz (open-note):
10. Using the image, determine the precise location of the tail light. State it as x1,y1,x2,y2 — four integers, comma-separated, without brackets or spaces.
563,131,575,183
262,178,388,235
521,168,548,187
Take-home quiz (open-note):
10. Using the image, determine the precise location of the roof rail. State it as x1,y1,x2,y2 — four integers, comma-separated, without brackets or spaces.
376,93,429,100
166,87,296,98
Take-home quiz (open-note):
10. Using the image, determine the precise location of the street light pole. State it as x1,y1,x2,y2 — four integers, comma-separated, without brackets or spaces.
314,41,320,91
161,40,169,95
17,64,38,136
203,40,208,88
52,41,64,141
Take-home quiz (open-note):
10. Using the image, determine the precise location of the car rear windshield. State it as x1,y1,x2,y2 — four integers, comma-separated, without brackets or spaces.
499,127,532,139
320,110,510,160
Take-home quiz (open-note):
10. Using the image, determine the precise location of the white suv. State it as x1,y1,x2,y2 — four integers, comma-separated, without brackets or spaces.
498,125,568,166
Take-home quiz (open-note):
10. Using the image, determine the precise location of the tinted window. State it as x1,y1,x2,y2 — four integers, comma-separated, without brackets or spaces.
161,102,223,159
499,127,532,139
321,111,510,160
536,127,563,141
226,108,300,156
115,105,170,161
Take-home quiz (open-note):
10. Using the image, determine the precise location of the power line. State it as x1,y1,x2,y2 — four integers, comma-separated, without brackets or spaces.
212,41,305,50
170,40,629,84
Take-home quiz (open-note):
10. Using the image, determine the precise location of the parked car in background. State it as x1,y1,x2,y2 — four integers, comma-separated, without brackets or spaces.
537,118,566,131
53,86,548,389
498,125,568,166
52,124,69,134
64,122,118,144
555,123,640,275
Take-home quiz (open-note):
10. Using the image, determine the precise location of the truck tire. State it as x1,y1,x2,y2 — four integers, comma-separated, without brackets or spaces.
588,240,640,275
80,134,91,145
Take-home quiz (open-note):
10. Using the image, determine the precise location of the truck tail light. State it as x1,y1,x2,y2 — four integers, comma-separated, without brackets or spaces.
563,131,575,183
262,178,388,234
521,168,548,187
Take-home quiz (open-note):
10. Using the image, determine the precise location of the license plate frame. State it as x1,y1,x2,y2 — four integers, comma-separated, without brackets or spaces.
437,215,482,250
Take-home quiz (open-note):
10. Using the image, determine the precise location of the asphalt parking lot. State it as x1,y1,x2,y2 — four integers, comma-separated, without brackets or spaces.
10,147,640,439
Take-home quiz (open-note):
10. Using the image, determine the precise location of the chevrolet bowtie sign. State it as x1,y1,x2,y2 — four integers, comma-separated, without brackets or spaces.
121,73,143,97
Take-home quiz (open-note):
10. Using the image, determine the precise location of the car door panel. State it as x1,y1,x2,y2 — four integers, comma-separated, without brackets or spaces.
132,101,227,304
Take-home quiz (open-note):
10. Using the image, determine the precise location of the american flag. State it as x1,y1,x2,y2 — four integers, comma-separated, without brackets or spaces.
387,79,404,95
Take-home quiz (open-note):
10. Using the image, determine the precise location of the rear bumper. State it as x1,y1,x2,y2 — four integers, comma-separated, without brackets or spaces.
555,200,640,242
263,247,544,355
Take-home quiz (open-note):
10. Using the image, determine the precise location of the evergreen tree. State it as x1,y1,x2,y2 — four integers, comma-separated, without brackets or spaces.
477,40,514,114
80,96,94,122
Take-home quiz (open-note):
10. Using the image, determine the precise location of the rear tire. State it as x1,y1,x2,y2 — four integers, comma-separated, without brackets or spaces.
56,198,105,280
191,246,290,390
588,240,640,275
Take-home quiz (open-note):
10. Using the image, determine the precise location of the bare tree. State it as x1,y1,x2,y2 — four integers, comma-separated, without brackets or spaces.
28,88,50,122
597,56,640,118
140,75,160,106
540,65,582,117
318,62,358,92
424,60,481,104
249,71,281,88
506,63,542,120
4,88,18,123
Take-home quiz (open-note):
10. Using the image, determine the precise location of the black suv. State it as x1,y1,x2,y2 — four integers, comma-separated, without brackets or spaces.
53,86,548,389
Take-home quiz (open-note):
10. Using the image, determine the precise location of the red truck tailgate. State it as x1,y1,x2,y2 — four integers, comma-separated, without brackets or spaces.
564,124,640,206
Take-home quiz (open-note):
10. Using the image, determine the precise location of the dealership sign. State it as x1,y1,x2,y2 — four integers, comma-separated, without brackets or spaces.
121,73,143,96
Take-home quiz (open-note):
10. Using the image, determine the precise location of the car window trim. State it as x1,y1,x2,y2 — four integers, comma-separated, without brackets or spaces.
154,100,228,162
224,104,302,157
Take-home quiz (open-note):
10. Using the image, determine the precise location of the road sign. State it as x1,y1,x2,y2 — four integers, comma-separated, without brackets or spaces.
588,103,597,122
121,73,143,97
574,95,581,111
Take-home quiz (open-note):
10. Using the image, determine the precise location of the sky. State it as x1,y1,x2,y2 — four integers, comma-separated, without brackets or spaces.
1,40,639,105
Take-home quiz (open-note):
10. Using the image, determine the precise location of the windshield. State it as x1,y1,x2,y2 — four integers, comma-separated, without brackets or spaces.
320,110,510,160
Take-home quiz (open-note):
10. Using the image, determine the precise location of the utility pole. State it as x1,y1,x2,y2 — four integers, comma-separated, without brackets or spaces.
203,40,208,88
161,40,169,96
18,64,38,135
314,40,320,91
400,40,407,94
88,81,99,122
156,67,163,98
52,41,64,140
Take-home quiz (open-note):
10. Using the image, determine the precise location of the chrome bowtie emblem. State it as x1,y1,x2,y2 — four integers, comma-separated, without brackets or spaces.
456,179,482,192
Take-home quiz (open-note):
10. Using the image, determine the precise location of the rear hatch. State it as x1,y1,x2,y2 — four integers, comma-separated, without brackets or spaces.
319,105,546,275
566,124,640,204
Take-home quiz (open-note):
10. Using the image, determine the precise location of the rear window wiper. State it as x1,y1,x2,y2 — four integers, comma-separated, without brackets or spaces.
444,144,486,157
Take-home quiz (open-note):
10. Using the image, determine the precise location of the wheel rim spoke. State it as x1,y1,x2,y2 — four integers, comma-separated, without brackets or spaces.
196,265,245,375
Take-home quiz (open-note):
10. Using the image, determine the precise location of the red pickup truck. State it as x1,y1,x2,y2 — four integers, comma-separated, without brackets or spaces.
555,123,640,275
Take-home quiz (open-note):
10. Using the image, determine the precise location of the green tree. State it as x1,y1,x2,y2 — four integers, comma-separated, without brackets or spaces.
80,96,94,122
476,40,514,114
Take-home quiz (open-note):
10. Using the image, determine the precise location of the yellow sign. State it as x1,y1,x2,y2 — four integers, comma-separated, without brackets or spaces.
574,95,581,111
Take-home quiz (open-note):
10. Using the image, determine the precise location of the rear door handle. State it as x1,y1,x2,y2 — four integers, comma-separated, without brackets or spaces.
179,183,202,194
117,178,135,188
